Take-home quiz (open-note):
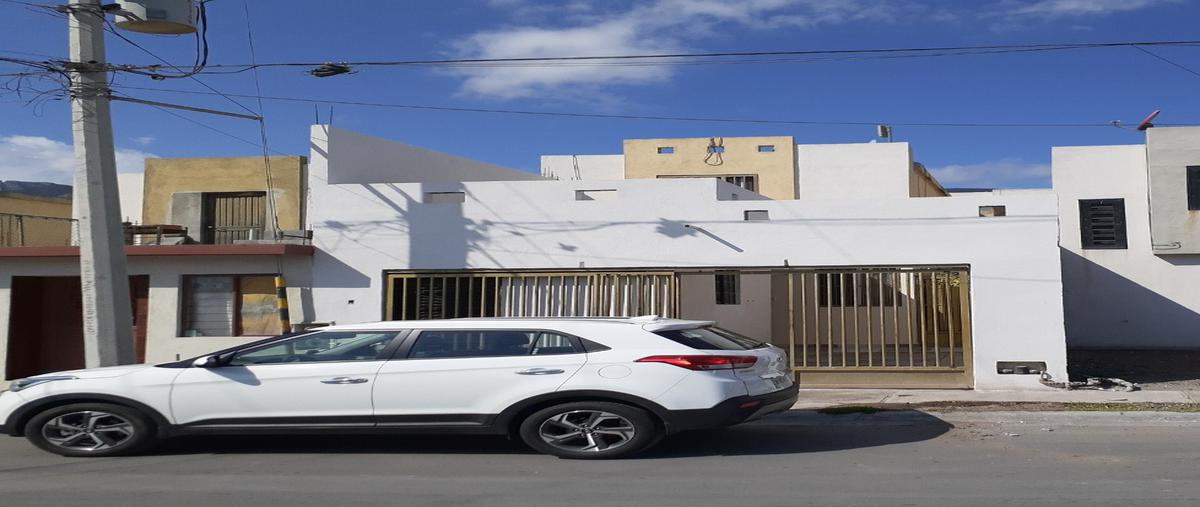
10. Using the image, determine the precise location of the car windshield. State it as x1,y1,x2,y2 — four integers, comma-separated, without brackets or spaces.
652,326,765,350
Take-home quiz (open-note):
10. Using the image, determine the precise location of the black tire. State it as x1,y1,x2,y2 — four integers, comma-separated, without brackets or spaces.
24,403,158,458
518,401,660,459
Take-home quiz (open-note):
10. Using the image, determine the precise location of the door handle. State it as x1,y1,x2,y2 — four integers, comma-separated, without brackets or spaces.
320,377,369,384
515,368,565,376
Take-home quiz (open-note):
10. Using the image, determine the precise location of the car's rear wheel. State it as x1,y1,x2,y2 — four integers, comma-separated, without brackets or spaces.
519,401,660,459
24,403,157,457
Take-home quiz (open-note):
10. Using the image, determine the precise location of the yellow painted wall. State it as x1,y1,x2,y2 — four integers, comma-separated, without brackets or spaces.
623,136,797,200
0,193,73,247
909,162,948,198
141,156,306,229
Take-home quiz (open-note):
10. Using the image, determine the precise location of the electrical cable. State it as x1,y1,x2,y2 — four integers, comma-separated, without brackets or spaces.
109,84,1161,129
240,0,283,240
109,39,1200,74
98,3,258,116
1131,45,1200,80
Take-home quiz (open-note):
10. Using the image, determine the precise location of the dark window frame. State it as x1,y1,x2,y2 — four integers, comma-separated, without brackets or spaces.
714,272,740,305
1187,166,1200,211
403,329,586,360
1079,198,1128,250
227,330,404,366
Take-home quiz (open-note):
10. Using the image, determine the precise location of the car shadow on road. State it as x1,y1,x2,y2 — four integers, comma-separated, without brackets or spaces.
148,410,951,458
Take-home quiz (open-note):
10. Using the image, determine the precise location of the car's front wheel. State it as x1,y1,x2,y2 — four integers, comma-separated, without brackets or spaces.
24,403,158,457
519,401,660,459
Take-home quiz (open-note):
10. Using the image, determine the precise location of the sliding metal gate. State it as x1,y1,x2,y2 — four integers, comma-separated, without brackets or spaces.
385,271,679,320
781,266,972,388
384,266,972,388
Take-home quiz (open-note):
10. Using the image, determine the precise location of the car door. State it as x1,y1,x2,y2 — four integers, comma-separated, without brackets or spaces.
372,329,587,426
169,330,403,427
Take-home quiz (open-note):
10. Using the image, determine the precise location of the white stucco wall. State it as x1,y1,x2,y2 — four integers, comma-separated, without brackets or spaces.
320,125,542,184
679,273,773,341
309,126,1068,389
1145,127,1200,254
796,142,912,200
541,154,625,181
117,172,144,224
1053,144,1200,348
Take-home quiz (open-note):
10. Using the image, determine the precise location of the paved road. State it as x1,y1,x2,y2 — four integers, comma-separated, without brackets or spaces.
1,410,1197,506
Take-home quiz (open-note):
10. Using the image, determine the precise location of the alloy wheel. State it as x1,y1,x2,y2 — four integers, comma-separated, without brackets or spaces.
538,410,637,453
40,411,136,453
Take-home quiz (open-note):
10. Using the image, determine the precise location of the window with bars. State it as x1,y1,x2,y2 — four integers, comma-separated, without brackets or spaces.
714,272,740,305
1079,198,1127,249
816,273,896,307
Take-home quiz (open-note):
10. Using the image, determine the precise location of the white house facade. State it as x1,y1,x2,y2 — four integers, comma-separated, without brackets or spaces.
1053,127,1200,349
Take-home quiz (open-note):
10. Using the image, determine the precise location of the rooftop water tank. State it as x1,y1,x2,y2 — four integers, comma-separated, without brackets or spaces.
115,0,196,35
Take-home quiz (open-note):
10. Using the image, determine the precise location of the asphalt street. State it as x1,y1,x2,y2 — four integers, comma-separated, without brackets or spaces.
0,410,1197,506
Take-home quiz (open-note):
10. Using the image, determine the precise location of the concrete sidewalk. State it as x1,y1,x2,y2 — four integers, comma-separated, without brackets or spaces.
792,388,1200,409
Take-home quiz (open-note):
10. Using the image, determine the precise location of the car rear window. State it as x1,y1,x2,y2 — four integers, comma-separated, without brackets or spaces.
652,326,764,350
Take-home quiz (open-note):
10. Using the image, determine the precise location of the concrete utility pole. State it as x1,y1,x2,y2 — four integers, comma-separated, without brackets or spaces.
68,0,135,367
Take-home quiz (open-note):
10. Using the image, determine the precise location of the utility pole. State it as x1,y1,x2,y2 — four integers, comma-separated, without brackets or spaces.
68,0,135,367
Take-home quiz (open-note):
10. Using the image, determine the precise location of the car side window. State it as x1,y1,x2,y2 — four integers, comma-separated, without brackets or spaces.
229,331,400,365
408,330,582,359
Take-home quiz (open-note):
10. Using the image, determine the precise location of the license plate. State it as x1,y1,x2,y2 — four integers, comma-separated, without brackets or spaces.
762,372,793,389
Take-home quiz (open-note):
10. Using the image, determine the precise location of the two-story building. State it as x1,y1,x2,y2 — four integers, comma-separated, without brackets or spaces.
1,127,1074,391
0,156,314,380
1053,127,1200,349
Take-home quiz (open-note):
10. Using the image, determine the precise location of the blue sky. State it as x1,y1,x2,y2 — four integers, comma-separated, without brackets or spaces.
2,0,1199,188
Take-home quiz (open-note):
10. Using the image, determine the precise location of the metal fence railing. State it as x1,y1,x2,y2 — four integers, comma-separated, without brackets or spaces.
0,212,76,247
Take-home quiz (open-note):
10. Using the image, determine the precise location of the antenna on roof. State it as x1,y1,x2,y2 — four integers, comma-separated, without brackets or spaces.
1136,110,1161,131
877,125,893,142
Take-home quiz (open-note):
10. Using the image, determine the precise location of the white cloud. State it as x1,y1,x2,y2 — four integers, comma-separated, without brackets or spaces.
1006,0,1177,17
452,0,896,99
990,0,1179,29
0,135,155,185
131,135,156,146
929,158,1051,188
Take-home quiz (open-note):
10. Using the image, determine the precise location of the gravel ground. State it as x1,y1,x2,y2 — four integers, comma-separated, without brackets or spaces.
1068,349,1200,391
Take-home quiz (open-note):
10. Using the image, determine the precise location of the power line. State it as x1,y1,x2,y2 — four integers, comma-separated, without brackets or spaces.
111,84,1141,129
1132,45,1200,80
99,13,257,116
113,90,281,153
111,39,1200,73
241,0,282,238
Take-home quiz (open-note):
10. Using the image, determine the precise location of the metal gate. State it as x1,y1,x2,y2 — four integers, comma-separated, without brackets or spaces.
385,271,679,320
781,266,972,388
201,192,266,244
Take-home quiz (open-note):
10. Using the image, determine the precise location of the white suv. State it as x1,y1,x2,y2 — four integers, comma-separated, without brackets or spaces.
0,317,797,459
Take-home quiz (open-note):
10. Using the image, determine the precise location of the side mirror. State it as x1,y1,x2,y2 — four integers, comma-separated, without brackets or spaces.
192,356,220,368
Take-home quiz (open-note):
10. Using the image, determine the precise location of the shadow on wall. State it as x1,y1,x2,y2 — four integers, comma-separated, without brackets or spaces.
1060,247,1200,349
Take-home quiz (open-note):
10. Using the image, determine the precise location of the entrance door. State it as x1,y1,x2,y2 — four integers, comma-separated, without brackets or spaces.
201,191,266,244
6,276,149,379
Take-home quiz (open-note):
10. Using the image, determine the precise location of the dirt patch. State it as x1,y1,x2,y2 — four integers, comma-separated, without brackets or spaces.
1068,349,1200,391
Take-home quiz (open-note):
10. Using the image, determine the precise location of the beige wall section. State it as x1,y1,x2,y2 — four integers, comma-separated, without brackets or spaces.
0,193,73,247
623,136,797,200
141,156,307,229
678,273,774,341
909,162,949,198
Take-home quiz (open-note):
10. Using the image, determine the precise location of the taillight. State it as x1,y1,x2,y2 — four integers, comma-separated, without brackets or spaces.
636,355,757,370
